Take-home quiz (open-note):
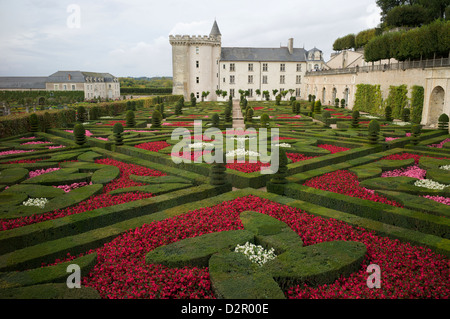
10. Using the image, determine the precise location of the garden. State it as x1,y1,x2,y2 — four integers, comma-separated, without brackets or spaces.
0,95,448,300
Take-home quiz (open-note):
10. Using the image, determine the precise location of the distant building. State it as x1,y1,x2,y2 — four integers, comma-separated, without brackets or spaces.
170,20,325,101
0,71,121,100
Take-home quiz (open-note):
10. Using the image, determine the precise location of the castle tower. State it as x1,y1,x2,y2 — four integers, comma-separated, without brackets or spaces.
170,20,222,101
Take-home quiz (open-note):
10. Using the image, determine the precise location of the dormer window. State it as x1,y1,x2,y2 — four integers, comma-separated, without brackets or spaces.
68,74,72,80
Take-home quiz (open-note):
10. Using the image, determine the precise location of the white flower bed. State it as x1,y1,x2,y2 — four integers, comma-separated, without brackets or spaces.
100,116,114,119
189,142,214,149
22,198,48,209
414,179,447,190
225,149,260,157
274,143,292,148
393,121,410,126
364,115,380,119
234,242,277,266
440,165,450,171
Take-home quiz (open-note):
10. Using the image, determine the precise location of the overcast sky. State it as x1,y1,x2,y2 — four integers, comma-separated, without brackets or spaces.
0,0,381,78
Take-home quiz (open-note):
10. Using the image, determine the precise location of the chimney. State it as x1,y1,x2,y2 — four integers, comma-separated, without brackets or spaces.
288,38,294,55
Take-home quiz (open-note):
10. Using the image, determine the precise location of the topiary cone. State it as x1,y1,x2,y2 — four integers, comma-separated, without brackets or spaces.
368,120,380,144
29,113,39,133
113,123,124,146
270,148,289,184
74,124,87,145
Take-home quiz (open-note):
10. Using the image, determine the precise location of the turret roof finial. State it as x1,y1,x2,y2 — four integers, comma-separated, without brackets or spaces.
210,20,221,37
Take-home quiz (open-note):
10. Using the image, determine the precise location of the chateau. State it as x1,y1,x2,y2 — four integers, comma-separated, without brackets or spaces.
170,20,325,101
0,71,121,100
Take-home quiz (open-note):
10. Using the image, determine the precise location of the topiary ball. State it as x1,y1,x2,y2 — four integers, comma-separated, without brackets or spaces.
438,113,449,130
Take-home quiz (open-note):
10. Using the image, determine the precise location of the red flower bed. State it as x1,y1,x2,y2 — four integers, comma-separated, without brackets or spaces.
0,160,165,231
135,141,171,153
102,121,126,127
0,192,154,231
379,153,450,164
1,159,43,164
162,122,195,127
40,195,448,299
253,107,265,111
225,153,316,173
303,170,403,208
337,116,352,119
317,144,350,154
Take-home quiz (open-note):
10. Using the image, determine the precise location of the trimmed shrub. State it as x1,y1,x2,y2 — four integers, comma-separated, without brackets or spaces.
351,110,360,128
225,106,232,123
76,106,86,123
29,114,38,133
175,98,183,115
211,114,220,127
314,100,322,114
385,105,393,122
322,111,331,128
261,114,270,127
411,86,424,124
210,153,228,186
411,124,422,145
275,95,281,106
438,114,449,130
73,124,86,145
125,110,136,128
270,148,288,184
402,108,411,123
151,110,162,128
341,99,346,108
368,120,380,144
246,108,254,123
335,98,340,108
113,123,124,146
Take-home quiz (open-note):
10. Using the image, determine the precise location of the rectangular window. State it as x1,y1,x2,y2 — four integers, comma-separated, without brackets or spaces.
230,63,235,72
196,61,199,68
248,75,253,84
248,89,253,98
72,85,76,90
230,75,235,84
248,63,253,72
196,92,200,99
280,75,285,84
280,64,285,72
296,88,301,97
54,84,59,90
263,63,268,72
230,89,235,98
223,78,226,83
196,47,199,54
223,64,226,69
262,75,268,84
196,77,200,84
297,64,302,72
296,75,302,84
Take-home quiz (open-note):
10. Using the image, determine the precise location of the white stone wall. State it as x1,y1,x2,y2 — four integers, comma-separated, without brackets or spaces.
218,61,307,101
304,66,450,126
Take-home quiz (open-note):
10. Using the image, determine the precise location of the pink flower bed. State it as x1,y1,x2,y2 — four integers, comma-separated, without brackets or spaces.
36,195,448,299
380,153,450,164
381,165,426,179
48,145,66,149
94,137,109,141
0,150,35,157
304,170,403,208
423,195,450,206
65,130,93,137
20,141,52,146
20,137,36,140
28,167,61,179
428,138,450,148
135,141,171,153
55,182,92,193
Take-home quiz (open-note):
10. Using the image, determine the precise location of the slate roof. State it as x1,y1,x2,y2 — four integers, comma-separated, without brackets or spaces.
0,77,47,90
220,47,309,62
47,71,116,83
210,20,221,37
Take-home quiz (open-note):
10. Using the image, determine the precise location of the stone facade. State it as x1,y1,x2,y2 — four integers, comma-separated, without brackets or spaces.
0,71,121,100
305,52,450,127
170,21,325,101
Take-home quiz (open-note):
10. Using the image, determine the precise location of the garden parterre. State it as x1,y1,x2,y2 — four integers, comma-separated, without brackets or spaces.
0,99,449,300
